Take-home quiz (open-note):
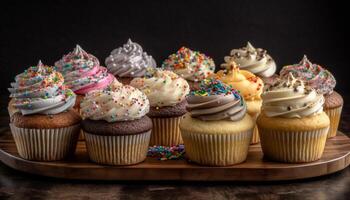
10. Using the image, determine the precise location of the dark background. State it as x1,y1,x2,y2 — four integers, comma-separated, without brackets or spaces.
0,0,348,95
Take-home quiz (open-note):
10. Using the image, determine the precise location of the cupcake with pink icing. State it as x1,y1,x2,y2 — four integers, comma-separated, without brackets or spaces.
105,39,156,85
55,45,122,112
280,55,342,138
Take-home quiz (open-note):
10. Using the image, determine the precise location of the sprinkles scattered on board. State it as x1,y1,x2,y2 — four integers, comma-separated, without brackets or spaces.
148,145,185,160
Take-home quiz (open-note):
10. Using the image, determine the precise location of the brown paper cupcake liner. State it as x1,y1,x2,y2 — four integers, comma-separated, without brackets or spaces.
258,127,329,163
150,116,183,146
10,123,80,161
181,130,253,166
324,106,342,138
84,130,151,165
78,130,85,140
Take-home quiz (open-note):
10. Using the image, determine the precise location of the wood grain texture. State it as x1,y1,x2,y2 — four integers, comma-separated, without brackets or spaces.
0,131,349,181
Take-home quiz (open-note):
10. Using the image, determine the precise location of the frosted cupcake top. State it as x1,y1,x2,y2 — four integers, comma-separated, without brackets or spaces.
262,73,324,118
130,69,190,107
186,78,246,121
80,85,149,122
225,42,276,78
55,45,119,94
162,47,215,82
280,55,336,95
8,61,76,115
215,60,264,100
105,39,156,78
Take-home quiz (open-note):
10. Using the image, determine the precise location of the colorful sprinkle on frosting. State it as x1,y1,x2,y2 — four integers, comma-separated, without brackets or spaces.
162,47,215,82
280,55,336,95
8,61,76,115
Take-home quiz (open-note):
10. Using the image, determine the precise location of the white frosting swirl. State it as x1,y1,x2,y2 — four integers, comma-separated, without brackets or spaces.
8,61,76,115
226,42,276,77
262,74,324,118
105,39,156,77
80,85,150,122
130,69,190,107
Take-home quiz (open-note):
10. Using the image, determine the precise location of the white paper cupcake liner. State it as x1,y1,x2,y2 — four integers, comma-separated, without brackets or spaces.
324,106,342,138
10,123,80,161
181,130,253,166
84,130,151,165
259,127,329,163
150,116,183,146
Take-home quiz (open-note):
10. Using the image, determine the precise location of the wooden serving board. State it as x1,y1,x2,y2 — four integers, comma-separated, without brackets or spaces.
0,132,349,181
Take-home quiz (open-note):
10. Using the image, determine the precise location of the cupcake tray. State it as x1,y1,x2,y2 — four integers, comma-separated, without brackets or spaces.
0,131,350,181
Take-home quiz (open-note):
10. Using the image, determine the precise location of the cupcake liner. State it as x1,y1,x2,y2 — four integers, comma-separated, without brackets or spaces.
150,116,183,146
251,125,260,144
10,123,80,161
258,127,329,163
78,130,85,140
324,106,342,138
84,130,151,165
248,112,260,144
181,130,253,166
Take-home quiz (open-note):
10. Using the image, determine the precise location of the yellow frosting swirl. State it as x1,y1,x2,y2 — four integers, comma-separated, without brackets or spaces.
130,69,190,107
214,60,264,101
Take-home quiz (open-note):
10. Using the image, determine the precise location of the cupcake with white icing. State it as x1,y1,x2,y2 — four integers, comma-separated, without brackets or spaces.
105,39,156,85
224,42,277,85
257,73,330,163
130,69,190,146
80,85,152,165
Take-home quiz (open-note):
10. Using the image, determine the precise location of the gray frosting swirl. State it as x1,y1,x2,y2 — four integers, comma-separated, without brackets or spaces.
105,39,156,77
187,94,246,121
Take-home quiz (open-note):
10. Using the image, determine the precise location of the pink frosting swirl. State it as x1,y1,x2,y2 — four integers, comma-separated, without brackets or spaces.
280,55,336,95
55,45,120,95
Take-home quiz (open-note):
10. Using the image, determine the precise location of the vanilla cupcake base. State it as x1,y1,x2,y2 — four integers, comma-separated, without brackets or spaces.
180,114,254,166
182,130,252,166
10,123,80,161
324,106,342,138
258,127,329,163
84,130,151,165
150,116,183,146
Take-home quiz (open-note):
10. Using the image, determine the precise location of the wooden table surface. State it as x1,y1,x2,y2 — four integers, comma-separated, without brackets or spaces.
0,95,349,200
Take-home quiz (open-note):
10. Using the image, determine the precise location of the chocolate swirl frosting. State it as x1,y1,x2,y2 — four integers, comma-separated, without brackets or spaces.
186,79,246,121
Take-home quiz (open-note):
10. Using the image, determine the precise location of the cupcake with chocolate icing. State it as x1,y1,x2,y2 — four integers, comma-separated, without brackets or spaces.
225,42,278,85
80,85,152,165
179,79,254,166
162,47,215,90
8,61,81,161
105,39,156,85
55,45,122,113
257,74,330,163
214,60,263,144
280,55,342,138
130,69,190,146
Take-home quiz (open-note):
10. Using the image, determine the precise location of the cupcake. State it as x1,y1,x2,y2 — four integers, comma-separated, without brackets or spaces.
257,73,330,163
55,45,122,113
8,61,81,161
225,42,278,84
214,60,263,144
162,47,215,90
80,85,152,165
180,79,254,166
105,39,156,85
280,55,342,138
130,69,190,146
